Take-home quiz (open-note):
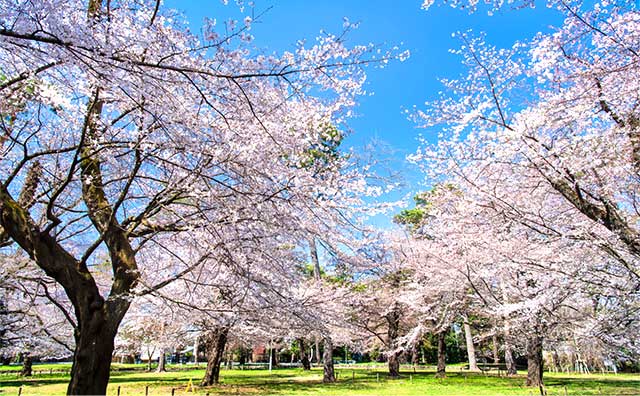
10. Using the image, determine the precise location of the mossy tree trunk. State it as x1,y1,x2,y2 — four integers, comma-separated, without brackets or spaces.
0,85,139,395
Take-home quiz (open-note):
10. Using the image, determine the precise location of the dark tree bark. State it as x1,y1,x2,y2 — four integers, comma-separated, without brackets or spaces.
386,302,401,379
0,161,40,247
20,353,32,377
548,176,640,258
314,338,321,363
388,351,400,379
298,338,311,370
552,350,560,372
270,345,279,368
322,337,335,383
68,316,121,395
201,327,229,386
156,349,166,372
526,333,544,387
239,348,247,365
435,331,446,378
0,185,133,396
0,55,138,396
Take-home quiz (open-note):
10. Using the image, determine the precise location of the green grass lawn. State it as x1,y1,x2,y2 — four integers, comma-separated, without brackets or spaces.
1,365,639,395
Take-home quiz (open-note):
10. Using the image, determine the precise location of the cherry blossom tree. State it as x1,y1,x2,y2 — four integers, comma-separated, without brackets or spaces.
412,0,640,386
393,186,486,377
0,255,74,376
115,298,185,372
0,0,401,393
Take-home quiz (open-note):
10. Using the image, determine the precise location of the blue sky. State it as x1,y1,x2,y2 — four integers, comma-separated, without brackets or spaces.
164,0,564,225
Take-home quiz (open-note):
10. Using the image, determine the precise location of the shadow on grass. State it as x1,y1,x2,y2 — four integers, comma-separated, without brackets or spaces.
0,374,70,387
544,375,640,392
198,378,382,395
3,368,640,396
106,369,387,395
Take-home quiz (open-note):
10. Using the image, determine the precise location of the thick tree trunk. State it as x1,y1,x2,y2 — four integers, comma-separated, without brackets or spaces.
435,331,446,378
201,327,229,386
492,333,500,363
462,314,479,371
270,345,279,368
67,17,138,394
20,353,32,377
322,337,335,383
386,303,401,379
0,7,138,392
298,339,311,370
238,347,247,365
68,313,120,395
388,352,400,379
0,174,132,395
526,334,544,387
156,349,166,372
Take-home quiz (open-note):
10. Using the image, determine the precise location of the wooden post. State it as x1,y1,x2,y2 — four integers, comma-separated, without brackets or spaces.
117,385,121,396
171,388,175,396
145,385,149,396
18,386,22,396
352,370,355,381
